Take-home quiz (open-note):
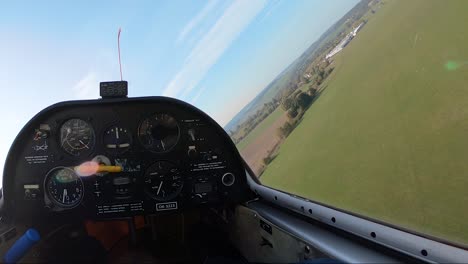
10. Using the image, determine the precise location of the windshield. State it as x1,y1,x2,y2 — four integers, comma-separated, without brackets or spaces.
2,0,468,247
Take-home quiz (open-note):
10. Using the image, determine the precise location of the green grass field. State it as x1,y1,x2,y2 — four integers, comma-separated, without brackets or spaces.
261,0,468,245
236,107,284,151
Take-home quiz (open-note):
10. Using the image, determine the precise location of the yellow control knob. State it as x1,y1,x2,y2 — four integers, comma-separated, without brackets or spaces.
75,162,123,176
97,165,123,173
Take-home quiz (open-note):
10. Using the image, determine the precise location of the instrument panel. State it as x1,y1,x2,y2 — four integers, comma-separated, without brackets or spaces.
3,97,249,221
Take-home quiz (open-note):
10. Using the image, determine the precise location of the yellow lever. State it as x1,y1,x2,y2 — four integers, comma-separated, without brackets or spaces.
97,165,123,173
74,162,123,176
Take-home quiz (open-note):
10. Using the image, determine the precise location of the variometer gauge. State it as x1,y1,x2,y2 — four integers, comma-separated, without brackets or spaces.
138,114,180,153
45,167,84,208
144,161,183,201
60,118,95,156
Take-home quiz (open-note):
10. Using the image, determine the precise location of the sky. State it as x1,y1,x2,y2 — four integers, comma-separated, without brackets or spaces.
0,0,358,184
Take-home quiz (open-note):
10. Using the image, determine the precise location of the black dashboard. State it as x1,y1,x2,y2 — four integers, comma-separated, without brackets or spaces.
2,97,250,221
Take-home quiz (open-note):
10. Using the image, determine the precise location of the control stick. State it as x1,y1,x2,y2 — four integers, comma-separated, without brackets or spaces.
3,228,40,264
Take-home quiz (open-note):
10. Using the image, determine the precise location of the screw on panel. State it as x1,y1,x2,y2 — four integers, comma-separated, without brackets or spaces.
331,217,336,223
371,232,376,238
421,249,428,256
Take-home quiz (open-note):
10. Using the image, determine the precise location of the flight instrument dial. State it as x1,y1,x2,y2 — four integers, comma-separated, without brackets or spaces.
144,161,183,201
45,167,84,208
138,114,180,153
103,126,132,154
60,118,95,156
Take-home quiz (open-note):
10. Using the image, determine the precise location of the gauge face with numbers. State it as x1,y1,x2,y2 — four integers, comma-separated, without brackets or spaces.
60,118,95,156
144,161,183,201
45,167,84,208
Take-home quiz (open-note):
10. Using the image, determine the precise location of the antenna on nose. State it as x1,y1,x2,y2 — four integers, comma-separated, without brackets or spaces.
100,27,128,99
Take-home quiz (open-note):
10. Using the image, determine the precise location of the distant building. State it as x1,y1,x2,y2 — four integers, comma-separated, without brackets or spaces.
352,22,365,36
325,22,366,60
325,34,353,59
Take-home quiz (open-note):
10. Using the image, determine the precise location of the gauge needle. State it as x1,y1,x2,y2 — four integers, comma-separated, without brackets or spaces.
116,127,119,139
157,181,163,195
61,129,71,146
161,140,166,150
63,189,68,203
79,140,89,149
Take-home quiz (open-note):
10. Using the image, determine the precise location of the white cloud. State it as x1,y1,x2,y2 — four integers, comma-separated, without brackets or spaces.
257,0,282,24
72,72,100,99
176,0,219,44
163,0,267,98
190,86,208,104
71,54,125,100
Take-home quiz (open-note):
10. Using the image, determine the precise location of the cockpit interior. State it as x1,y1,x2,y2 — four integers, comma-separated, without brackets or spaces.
0,90,465,263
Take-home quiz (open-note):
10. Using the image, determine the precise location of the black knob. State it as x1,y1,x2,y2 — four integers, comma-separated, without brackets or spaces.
221,173,235,187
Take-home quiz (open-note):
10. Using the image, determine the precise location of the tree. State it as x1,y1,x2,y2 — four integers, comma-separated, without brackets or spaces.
281,97,294,111
308,86,317,97
287,106,299,119
295,92,312,109
277,122,294,138
318,68,325,79
315,75,323,86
